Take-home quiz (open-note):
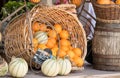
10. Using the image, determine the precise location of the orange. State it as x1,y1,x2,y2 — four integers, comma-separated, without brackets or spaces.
69,45,73,50
72,48,82,57
51,49,57,57
38,44,47,50
32,38,38,48
60,45,69,52
32,22,40,32
60,39,70,46
58,49,66,58
48,30,57,38
51,46,59,56
30,0,40,3
97,0,111,4
66,50,75,59
39,24,47,31
46,38,56,48
60,30,69,39
54,24,62,33
34,48,38,53
73,56,84,67
116,0,120,4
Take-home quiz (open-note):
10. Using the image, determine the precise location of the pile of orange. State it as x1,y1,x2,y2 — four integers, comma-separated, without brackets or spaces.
32,22,84,67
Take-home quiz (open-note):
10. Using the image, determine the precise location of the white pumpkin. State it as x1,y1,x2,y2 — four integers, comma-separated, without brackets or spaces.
34,31,48,44
57,58,72,75
0,57,8,76
41,59,59,77
9,57,28,77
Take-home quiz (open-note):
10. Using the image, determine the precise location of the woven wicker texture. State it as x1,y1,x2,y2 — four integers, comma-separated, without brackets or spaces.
92,0,120,23
4,4,87,70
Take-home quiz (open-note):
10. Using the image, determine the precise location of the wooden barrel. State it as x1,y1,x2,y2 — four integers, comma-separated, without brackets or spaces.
92,21,120,71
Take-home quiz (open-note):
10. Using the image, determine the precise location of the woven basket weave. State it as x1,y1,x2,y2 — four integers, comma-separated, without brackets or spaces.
4,4,87,70
92,0,120,23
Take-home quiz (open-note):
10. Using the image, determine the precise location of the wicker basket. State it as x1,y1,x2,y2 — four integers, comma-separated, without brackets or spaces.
4,4,87,71
92,0,120,23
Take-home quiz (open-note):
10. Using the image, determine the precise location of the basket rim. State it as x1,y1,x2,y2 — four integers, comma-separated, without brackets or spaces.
91,0,120,8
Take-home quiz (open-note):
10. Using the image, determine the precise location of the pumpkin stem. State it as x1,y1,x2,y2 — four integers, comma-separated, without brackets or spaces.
52,56,56,60
11,56,16,61
64,55,70,59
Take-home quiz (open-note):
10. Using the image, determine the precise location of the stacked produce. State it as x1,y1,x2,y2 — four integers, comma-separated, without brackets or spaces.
32,22,84,76
97,0,120,4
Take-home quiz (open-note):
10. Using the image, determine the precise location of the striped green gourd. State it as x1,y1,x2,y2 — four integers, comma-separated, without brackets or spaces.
41,58,59,77
57,58,72,75
0,57,8,76
9,57,28,77
34,31,48,44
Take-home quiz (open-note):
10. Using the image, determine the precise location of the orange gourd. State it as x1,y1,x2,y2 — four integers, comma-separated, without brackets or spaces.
30,0,40,3
32,38,38,48
66,50,75,59
32,22,40,32
116,0,120,4
72,48,82,57
38,44,47,50
73,56,84,67
60,30,69,39
54,24,62,33
71,0,82,7
39,24,47,31
60,46,69,52
60,39,70,46
48,30,57,38
58,49,66,58
97,0,111,4
46,38,56,48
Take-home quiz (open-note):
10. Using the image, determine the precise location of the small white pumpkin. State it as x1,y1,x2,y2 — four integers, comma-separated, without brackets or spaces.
57,58,72,75
0,57,8,76
41,59,59,77
34,31,48,44
9,57,28,77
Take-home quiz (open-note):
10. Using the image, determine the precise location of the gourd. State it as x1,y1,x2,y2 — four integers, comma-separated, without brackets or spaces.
0,57,8,76
97,0,111,4
71,0,82,7
30,0,41,3
9,57,28,77
41,58,59,77
34,31,48,44
116,0,120,4
57,58,72,75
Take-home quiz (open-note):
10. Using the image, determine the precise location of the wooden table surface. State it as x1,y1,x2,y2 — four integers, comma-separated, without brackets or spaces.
3,63,120,78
